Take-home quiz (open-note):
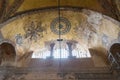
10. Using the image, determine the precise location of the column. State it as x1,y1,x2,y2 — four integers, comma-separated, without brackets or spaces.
50,43,55,58
67,42,74,58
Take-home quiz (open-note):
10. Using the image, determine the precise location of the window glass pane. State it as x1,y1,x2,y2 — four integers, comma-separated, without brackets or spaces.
32,47,91,59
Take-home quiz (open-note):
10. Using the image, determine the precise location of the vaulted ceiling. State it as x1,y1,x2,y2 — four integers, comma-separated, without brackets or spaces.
0,0,120,57
0,0,120,23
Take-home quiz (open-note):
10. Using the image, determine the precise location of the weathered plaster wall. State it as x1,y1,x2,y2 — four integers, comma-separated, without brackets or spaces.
0,9,120,67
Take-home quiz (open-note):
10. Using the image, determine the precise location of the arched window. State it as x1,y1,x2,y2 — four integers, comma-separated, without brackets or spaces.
32,44,91,59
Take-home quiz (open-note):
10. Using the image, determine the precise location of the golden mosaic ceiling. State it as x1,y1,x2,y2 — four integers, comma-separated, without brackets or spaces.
1,9,120,55
17,0,103,12
0,0,120,23
0,0,120,56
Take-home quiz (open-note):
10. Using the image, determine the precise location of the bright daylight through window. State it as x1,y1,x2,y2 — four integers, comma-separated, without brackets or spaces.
32,44,91,59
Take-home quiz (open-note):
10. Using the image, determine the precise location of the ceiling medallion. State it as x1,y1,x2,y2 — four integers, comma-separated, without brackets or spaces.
50,17,71,35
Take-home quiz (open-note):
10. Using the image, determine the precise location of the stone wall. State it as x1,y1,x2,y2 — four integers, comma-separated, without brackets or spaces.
28,58,94,68
0,66,119,80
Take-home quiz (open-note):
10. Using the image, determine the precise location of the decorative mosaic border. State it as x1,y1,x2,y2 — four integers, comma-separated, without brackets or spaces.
0,6,120,29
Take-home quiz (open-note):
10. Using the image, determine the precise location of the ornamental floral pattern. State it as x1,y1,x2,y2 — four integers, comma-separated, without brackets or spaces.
24,21,47,42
